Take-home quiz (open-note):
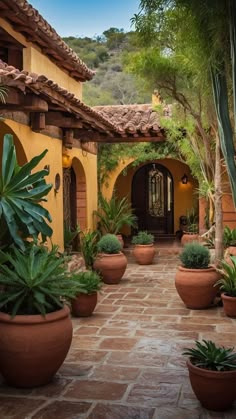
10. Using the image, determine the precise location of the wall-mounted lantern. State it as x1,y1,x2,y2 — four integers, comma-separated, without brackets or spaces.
181,173,188,184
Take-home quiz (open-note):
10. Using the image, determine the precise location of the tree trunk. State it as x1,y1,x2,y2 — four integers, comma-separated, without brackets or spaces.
214,133,223,264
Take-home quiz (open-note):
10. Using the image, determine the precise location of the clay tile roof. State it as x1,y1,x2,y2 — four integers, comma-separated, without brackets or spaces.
94,104,170,136
0,0,95,82
0,60,118,133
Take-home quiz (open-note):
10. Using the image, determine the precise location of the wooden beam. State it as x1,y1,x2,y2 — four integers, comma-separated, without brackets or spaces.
45,112,83,128
63,129,74,149
31,113,46,132
0,89,48,112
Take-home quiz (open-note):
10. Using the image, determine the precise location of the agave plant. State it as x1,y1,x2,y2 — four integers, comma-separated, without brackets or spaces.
73,271,103,295
223,226,236,248
215,256,236,297
0,244,79,316
183,340,236,371
94,194,137,235
0,134,53,249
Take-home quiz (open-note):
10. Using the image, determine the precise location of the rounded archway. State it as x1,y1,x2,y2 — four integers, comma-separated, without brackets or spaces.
0,121,27,165
132,162,174,235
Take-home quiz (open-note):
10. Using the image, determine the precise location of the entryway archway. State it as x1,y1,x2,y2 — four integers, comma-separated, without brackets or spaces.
132,162,174,235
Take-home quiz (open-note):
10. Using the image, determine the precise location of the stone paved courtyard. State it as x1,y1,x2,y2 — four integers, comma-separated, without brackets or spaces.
1,246,236,418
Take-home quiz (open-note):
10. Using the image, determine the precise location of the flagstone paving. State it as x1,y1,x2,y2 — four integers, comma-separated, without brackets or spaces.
1,246,236,418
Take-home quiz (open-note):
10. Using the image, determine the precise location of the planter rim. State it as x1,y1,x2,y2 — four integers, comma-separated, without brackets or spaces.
97,252,124,257
0,305,70,325
221,293,236,301
133,243,154,247
178,265,216,273
187,359,236,378
73,291,97,298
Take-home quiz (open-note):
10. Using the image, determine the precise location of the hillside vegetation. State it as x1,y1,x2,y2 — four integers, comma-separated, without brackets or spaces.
63,28,151,106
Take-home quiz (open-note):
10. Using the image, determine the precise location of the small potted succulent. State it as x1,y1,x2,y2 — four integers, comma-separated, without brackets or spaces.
215,255,236,317
71,270,103,317
93,234,127,284
181,208,199,246
132,231,155,265
183,340,236,411
175,242,220,309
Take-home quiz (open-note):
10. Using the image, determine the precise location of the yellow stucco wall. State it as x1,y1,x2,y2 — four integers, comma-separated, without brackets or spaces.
0,120,97,249
0,18,82,99
101,157,198,233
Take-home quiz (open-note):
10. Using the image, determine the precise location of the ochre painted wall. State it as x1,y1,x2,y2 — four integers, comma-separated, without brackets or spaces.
101,157,198,234
0,121,97,249
0,18,82,99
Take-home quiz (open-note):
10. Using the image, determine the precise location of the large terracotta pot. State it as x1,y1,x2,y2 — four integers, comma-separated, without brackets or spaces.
133,244,155,265
93,252,127,284
181,233,200,246
175,266,220,309
71,292,97,317
0,305,72,388
187,359,236,411
221,293,236,318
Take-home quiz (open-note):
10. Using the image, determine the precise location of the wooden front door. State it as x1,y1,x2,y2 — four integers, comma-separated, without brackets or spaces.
63,167,77,231
132,163,174,235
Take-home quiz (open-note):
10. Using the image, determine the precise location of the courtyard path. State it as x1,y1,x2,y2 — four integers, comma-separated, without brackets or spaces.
0,247,236,418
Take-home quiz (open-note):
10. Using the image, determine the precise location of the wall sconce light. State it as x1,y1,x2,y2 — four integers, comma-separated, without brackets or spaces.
54,173,61,193
181,174,188,184
62,153,72,169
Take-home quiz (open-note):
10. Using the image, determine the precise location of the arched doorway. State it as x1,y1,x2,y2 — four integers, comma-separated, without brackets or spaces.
132,162,174,235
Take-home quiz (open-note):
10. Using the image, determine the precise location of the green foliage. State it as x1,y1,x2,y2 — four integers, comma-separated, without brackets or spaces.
223,226,236,248
79,230,99,270
132,231,154,245
73,271,103,294
0,244,79,316
183,340,236,371
216,256,236,297
94,194,137,234
186,207,199,233
97,234,121,254
64,224,80,249
0,134,53,250
180,242,210,269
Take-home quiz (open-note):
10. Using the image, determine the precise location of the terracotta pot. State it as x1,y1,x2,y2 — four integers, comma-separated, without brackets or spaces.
187,359,236,411
0,305,72,388
175,266,220,309
71,292,97,317
93,252,127,284
221,293,236,318
181,233,199,246
133,244,155,265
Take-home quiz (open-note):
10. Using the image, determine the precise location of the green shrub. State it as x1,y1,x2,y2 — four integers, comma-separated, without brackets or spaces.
132,231,154,245
73,271,103,294
97,234,121,254
183,340,236,371
223,226,236,248
180,242,210,269
215,256,236,297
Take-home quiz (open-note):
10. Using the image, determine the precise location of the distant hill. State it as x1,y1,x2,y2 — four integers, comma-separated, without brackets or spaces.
63,28,151,106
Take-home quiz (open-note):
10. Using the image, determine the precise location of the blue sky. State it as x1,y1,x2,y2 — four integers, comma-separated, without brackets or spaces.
29,0,141,38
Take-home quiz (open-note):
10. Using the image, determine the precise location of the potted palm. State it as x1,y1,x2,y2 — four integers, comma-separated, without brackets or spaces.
71,271,103,317
0,134,78,388
132,231,155,265
183,340,236,411
215,256,236,317
94,194,137,247
175,242,220,309
0,244,78,388
93,234,127,284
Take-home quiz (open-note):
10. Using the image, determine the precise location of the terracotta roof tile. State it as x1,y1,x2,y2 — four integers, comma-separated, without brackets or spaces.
0,0,94,81
94,104,170,136
0,61,117,133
